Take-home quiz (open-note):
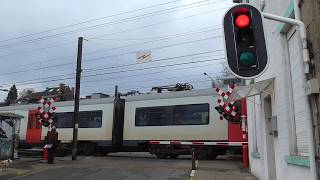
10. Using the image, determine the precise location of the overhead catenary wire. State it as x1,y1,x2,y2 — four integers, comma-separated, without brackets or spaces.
80,73,219,90
80,78,214,95
0,0,228,49
84,35,223,63
19,73,217,93
0,34,223,77
0,0,188,43
0,1,207,49
0,58,224,87
0,5,227,70
12,55,224,91
19,62,223,94
4,57,224,86
0,26,222,74
79,62,222,86
86,6,227,41
4,50,224,86
0,40,77,58
0,1,230,95
84,27,222,56
84,51,223,72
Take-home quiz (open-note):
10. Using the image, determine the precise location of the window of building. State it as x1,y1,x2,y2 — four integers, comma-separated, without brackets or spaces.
55,110,102,128
135,104,209,126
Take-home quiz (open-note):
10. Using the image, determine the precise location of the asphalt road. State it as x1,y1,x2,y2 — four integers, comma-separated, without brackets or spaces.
3,153,192,180
1,153,255,180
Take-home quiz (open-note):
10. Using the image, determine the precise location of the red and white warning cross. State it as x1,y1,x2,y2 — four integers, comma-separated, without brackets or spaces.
215,84,235,100
37,97,57,129
215,84,237,120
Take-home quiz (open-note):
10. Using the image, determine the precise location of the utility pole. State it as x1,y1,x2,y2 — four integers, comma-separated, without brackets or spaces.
72,37,83,160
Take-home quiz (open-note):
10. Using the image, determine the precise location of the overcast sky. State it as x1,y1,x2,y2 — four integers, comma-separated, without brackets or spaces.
0,0,234,100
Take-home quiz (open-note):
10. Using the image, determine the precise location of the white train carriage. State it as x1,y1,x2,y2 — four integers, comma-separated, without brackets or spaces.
0,88,245,158
122,89,231,158
0,98,114,154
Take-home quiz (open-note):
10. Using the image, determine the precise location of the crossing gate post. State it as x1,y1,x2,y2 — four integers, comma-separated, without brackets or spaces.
191,147,197,170
242,144,249,168
241,115,249,168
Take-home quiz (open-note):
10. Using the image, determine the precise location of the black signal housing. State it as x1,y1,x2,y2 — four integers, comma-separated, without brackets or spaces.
223,4,268,79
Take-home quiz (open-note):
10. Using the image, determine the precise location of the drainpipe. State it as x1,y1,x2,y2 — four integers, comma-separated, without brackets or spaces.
292,0,310,74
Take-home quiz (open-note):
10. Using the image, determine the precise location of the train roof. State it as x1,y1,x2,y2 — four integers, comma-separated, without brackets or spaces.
0,88,218,111
124,88,217,102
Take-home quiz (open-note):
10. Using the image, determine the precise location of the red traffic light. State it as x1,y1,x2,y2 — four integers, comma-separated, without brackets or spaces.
224,4,268,79
235,14,250,29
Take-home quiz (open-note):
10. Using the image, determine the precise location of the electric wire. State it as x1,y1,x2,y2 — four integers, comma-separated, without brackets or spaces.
80,73,217,90
80,78,213,95
0,0,227,49
0,58,224,87
8,50,224,85
0,6,227,70
5,56,224,86
84,27,222,56
0,0,187,43
20,73,215,92
0,35,223,76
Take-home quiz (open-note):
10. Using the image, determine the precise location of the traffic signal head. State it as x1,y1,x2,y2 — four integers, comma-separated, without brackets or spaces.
223,4,268,79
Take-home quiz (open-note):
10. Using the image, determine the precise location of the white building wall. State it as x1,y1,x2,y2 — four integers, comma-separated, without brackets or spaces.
246,0,314,180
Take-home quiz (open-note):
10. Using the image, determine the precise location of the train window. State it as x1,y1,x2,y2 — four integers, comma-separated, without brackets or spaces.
135,107,169,126
78,111,102,128
173,104,209,125
135,103,209,126
55,113,73,128
55,110,102,128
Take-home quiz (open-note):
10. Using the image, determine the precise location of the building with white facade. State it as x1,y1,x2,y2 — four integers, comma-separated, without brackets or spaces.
241,0,319,180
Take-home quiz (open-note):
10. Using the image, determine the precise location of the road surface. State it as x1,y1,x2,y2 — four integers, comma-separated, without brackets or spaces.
1,153,257,180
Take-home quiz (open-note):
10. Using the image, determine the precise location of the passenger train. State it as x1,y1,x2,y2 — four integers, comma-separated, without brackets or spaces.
0,88,246,159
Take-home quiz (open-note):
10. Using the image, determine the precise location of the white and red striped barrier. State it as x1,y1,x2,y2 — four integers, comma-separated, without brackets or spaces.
149,140,247,146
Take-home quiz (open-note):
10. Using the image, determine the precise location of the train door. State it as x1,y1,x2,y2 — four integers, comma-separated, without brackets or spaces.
112,98,125,149
26,110,42,144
